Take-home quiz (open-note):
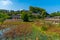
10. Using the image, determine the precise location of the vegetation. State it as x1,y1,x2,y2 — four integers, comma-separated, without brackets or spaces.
0,6,60,40
0,20,60,40
50,11,60,17
0,6,50,22
29,6,49,19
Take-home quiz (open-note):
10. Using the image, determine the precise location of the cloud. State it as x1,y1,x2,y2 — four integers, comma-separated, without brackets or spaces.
0,0,13,6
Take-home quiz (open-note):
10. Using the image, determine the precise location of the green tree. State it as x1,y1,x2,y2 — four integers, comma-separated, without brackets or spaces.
0,13,10,22
50,11,60,17
29,6,45,13
29,6,49,19
21,10,32,22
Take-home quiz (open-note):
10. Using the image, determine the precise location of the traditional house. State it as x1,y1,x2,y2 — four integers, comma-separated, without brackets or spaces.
32,13,40,15
11,14,21,19
45,16,60,24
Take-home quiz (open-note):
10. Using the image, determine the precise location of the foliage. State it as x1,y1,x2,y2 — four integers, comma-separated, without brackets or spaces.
0,6,50,22
50,11,60,17
21,10,32,22
0,6,60,40
41,26,48,31
29,6,45,13
0,13,10,22
29,6,49,19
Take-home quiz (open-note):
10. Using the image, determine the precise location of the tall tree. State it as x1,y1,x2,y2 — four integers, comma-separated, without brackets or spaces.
29,6,45,13
29,6,49,19
21,10,32,22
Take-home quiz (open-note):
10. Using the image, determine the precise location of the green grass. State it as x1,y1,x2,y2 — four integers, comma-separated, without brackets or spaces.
0,20,60,40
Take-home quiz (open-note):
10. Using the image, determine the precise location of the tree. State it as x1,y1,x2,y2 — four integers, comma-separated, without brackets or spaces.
40,11,49,18
21,10,32,22
29,6,45,13
29,6,49,19
0,13,10,22
50,11,60,17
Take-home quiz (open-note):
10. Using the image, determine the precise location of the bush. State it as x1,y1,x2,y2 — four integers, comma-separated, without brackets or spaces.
41,26,48,31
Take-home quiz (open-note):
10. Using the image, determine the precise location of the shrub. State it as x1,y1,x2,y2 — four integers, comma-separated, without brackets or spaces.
41,26,48,31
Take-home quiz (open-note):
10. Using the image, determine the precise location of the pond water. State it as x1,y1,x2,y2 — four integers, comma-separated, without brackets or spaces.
0,28,11,37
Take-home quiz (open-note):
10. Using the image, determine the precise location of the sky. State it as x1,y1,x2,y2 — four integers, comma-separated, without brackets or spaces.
0,0,60,13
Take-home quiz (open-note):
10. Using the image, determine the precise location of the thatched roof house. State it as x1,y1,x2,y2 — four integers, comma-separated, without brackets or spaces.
11,14,21,19
45,16,60,24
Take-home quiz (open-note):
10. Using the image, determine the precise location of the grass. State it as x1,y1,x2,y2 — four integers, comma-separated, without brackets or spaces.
0,20,60,40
